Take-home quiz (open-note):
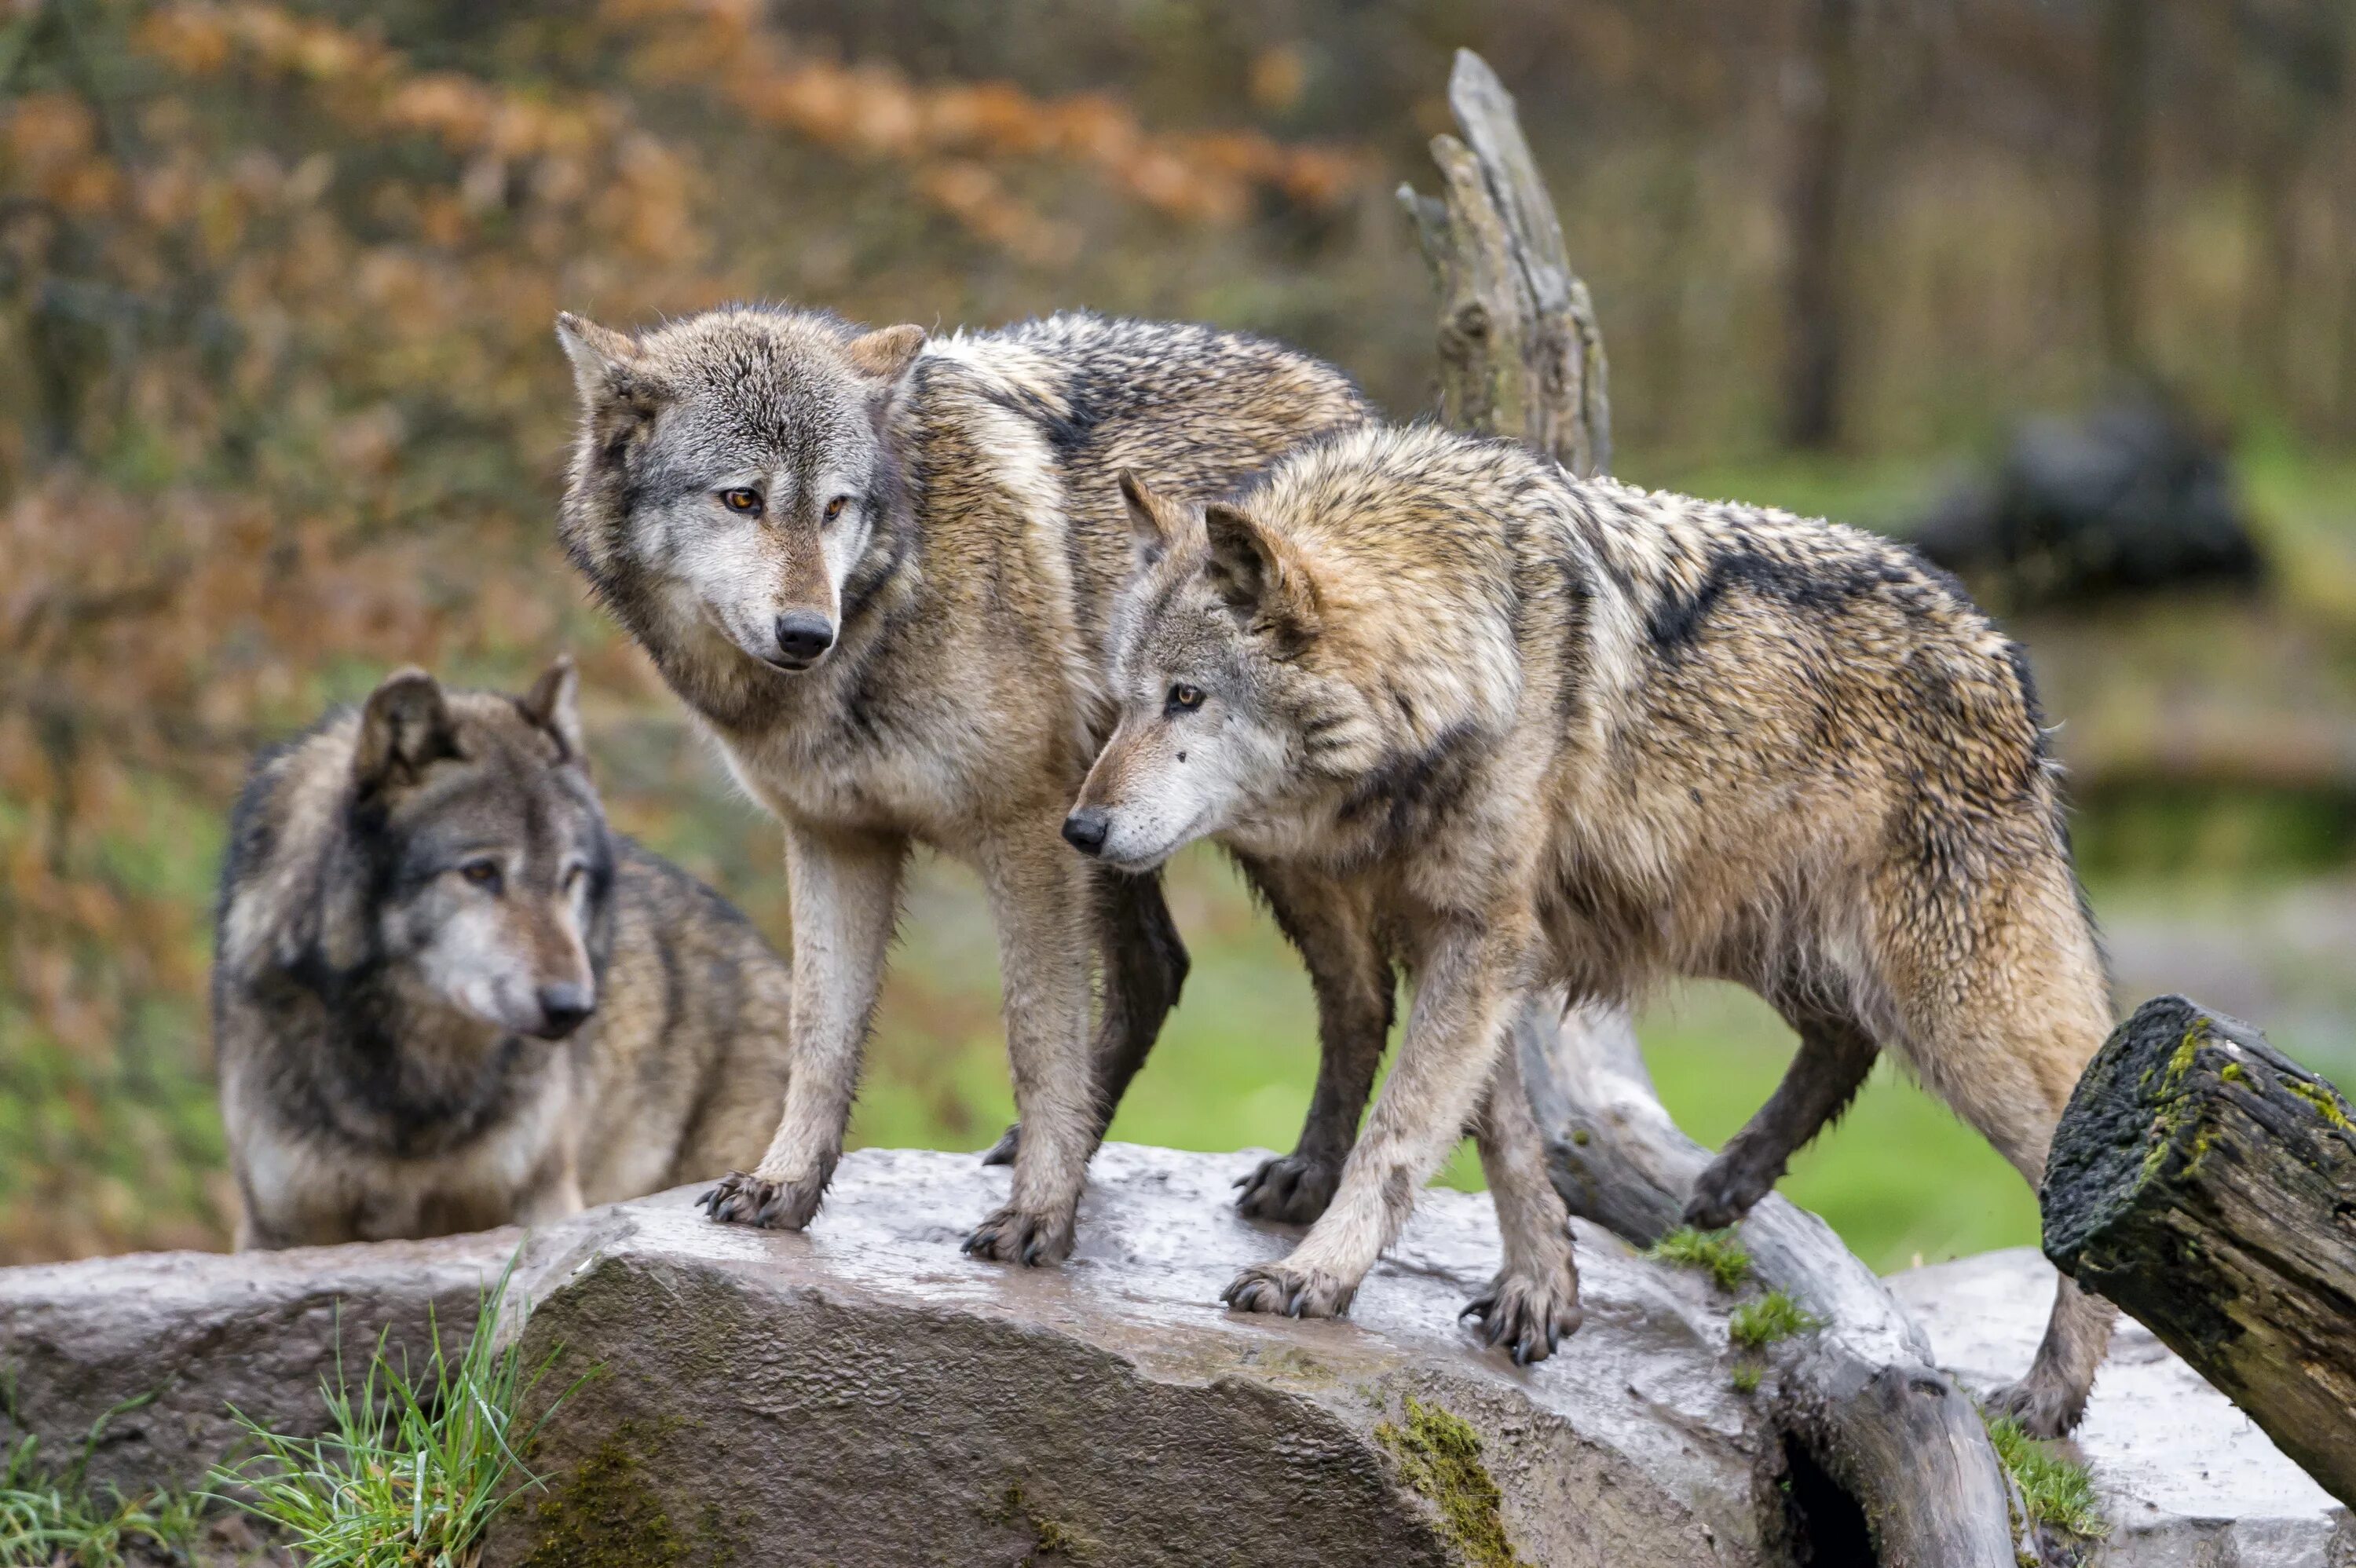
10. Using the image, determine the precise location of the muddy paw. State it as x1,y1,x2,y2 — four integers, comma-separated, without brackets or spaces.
1234,1153,1342,1225
698,1169,822,1230
979,1123,1020,1167
961,1202,1074,1266
1682,1151,1772,1232
1220,1260,1357,1319
1461,1265,1584,1365
1985,1373,2087,1440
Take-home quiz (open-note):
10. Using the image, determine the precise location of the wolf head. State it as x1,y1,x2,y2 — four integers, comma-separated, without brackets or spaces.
1065,470,1360,872
341,658,615,1040
554,307,926,679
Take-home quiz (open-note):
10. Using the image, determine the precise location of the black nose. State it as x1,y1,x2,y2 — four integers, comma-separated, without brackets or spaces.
536,983,594,1039
773,612,836,664
1062,808,1110,857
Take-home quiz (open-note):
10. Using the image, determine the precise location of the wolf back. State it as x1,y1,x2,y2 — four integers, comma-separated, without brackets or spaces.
214,663,792,1249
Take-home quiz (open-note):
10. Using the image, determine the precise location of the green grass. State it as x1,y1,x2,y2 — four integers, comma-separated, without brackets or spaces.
1727,1290,1826,1351
1984,1412,2109,1541
0,1383,200,1568
212,1259,587,1567
1644,1226,1754,1292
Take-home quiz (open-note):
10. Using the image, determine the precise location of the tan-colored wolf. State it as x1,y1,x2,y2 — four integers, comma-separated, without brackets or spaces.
553,306,1370,1263
214,660,793,1248
1069,426,2116,1435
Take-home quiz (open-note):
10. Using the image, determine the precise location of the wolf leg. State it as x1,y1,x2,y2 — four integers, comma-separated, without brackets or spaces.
1231,856,1393,1224
980,868,1191,1165
1224,912,1519,1318
704,822,905,1230
1683,1009,1879,1230
1879,863,2117,1437
962,822,1099,1266
1461,1047,1582,1362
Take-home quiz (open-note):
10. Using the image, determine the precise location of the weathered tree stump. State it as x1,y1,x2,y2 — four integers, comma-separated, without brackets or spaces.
1402,49,2026,1566
2043,994,2356,1509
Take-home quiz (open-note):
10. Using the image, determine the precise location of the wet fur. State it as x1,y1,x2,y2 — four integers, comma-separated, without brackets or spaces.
555,306,1371,1260
1079,426,2117,1432
214,673,792,1248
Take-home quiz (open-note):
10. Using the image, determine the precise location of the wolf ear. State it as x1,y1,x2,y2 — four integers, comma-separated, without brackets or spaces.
518,654,584,761
1117,468,1198,561
843,323,926,383
1204,502,1319,639
354,669,459,794
555,313,663,411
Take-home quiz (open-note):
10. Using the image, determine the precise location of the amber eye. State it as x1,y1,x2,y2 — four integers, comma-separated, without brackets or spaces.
1168,683,1204,713
461,859,504,893
824,495,850,523
720,488,763,517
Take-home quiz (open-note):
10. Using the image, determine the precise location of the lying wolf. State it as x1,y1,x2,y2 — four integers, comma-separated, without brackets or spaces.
214,660,792,1249
1070,428,2116,1435
553,306,1370,1263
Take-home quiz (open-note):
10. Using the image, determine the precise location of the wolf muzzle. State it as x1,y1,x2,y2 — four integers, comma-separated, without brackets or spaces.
1061,807,1110,857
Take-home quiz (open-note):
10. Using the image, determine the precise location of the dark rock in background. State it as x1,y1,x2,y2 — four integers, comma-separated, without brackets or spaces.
1909,393,2262,606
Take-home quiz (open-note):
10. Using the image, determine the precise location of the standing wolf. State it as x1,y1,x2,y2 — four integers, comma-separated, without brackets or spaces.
552,306,1370,1263
1069,426,2116,1435
215,660,793,1248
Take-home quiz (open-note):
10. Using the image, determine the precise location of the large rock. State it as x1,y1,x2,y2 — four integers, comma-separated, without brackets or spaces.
0,1228,536,1497
1889,1249,2354,1567
488,1144,1765,1567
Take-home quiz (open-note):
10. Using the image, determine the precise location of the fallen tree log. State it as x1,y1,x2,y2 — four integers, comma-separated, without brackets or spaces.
1405,50,2026,1566
2042,994,2356,1509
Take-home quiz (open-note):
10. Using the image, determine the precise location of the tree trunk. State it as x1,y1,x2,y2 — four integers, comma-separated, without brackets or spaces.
1781,0,1860,451
2043,994,2356,1509
1400,51,2027,1566
2094,0,2153,372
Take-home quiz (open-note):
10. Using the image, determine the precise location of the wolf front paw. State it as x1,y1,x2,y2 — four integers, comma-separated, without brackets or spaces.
697,1169,822,1230
1682,1150,1773,1232
1984,1372,2088,1440
1220,1259,1357,1319
979,1123,1020,1167
961,1202,1074,1266
1234,1153,1343,1225
1461,1263,1583,1365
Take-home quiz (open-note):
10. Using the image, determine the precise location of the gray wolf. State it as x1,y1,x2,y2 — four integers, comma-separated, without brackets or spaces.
552,305,1370,1263
214,660,793,1249
1068,427,2116,1434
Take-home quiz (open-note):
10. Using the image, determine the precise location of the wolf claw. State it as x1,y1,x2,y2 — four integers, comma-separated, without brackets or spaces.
1234,1153,1343,1225
1221,1260,1355,1320
699,1169,821,1230
980,1124,1019,1167
1460,1266,1582,1365
962,1202,1074,1266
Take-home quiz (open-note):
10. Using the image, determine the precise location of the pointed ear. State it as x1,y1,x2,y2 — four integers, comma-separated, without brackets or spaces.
843,323,926,383
354,669,459,794
518,654,584,761
1117,468,1197,561
1203,502,1319,638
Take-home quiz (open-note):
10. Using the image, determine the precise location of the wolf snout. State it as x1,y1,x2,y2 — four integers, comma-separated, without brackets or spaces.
532,981,595,1040
770,611,836,668
1061,807,1110,857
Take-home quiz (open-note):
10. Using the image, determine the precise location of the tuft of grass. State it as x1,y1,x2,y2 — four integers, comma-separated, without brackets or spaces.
0,1381,200,1568
1729,1361,1763,1395
1644,1226,1754,1292
212,1256,588,1567
1983,1413,2109,1540
1727,1290,1827,1351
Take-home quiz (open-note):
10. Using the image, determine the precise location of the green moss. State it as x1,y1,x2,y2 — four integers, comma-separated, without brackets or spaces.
2219,1061,2245,1084
516,1431,686,1568
1644,1226,1753,1292
2160,1022,2208,1093
1729,1361,1763,1395
1728,1291,1826,1351
1983,1413,2109,1541
1374,1396,1529,1568
2285,1076,2356,1133
987,1482,1096,1563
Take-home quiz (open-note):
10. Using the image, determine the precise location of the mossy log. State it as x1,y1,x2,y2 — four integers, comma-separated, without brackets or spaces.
2043,994,2356,1508
1399,52,2027,1565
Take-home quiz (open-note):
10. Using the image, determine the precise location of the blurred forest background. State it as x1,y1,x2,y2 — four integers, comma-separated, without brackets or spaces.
5,0,2356,1268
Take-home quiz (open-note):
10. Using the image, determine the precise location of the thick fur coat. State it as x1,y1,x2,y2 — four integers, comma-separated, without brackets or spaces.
1073,425,2116,1433
214,663,792,1248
